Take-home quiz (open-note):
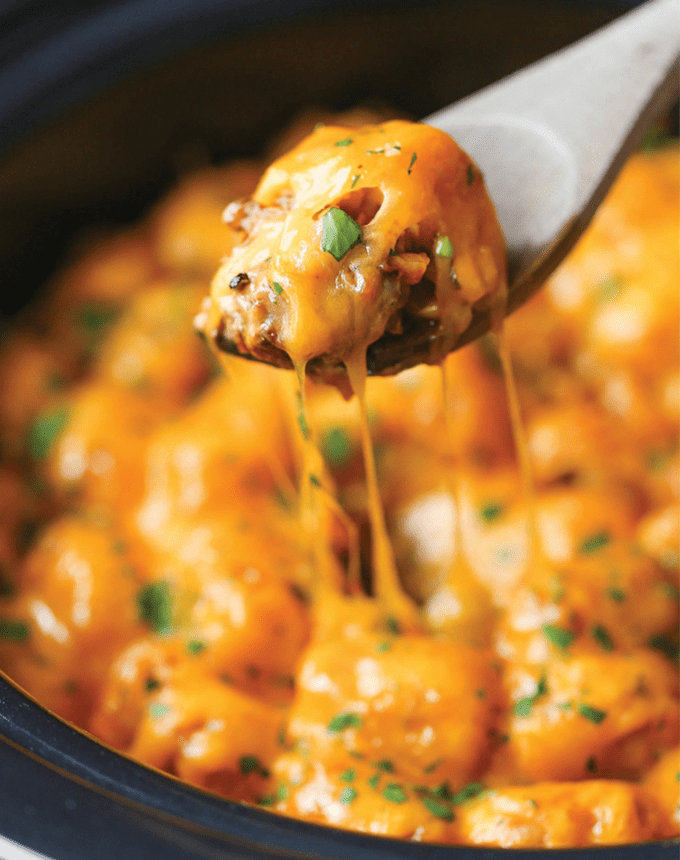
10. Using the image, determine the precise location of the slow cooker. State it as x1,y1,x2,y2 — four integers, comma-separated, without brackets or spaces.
0,1,676,857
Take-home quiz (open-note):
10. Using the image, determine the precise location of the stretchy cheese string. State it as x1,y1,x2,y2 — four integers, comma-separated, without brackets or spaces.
494,326,543,565
345,348,422,632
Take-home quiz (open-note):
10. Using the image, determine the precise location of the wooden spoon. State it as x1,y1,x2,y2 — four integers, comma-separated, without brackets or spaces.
215,0,679,378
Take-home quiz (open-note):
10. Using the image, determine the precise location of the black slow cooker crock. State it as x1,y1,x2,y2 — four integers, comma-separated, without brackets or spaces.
0,2,677,858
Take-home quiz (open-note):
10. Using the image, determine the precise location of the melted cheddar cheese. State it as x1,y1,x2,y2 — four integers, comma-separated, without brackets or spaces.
199,121,506,382
0,109,677,849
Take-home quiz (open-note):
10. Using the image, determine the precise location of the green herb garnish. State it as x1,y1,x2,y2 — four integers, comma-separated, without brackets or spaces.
321,426,353,468
606,586,626,603
351,174,361,189
382,783,408,803
586,756,598,773
435,236,453,258
514,674,547,717
321,208,362,261
339,769,356,782
376,641,391,653
386,616,401,635
296,393,310,440
78,304,119,334
591,624,614,651
542,624,575,651
28,405,70,461
327,712,362,733
187,640,206,656
149,703,171,719
367,773,380,789
449,782,485,805
580,531,610,554
374,759,394,773
578,703,607,724
137,582,173,634
335,138,353,147
0,618,29,641
339,787,357,804
239,755,269,776
273,282,283,295
407,152,417,174
594,274,624,303
648,634,679,660
420,796,454,821
466,165,475,185
479,502,504,523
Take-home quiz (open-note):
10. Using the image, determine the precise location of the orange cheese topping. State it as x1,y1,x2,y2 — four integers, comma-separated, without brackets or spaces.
0,110,676,849
200,121,506,379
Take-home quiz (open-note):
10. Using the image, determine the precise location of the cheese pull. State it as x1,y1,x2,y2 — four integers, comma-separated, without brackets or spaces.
199,120,506,386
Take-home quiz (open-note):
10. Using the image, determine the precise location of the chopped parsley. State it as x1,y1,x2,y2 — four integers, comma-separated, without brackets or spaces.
420,796,453,821
382,783,408,803
648,634,679,660
386,616,401,635
77,304,119,335
321,426,353,468
449,782,485,805
187,640,206,656
321,208,362,261
591,624,614,651
466,165,475,185
339,787,357,804
435,236,453,258
0,618,29,641
374,759,394,773
144,677,160,693
273,282,283,295
137,581,173,634
149,703,171,719
606,586,626,603
586,756,598,774
479,502,504,523
367,773,380,789
375,641,391,653
327,712,362,733
407,152,418,174
339,769,356,782
594,274,624,303
296,393,310,440
542,624,575,651
334,138,353,147
309,474,321,488
578,703,608,724
239,755,269,776
580,531,610,554
514,674,547,717
28,405,70,461
351,174,361,189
